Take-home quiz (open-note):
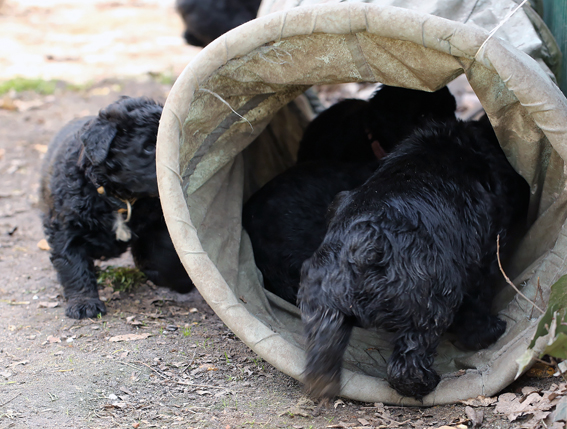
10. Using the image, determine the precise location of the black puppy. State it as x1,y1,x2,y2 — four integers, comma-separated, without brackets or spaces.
40,97,193,319
243,86,457,305
298,117,530,400
176,0,261,47
296,85,457,163
243,161,379,304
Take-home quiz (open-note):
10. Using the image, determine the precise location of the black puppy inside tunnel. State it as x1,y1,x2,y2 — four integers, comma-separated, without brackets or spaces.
156,4,567,405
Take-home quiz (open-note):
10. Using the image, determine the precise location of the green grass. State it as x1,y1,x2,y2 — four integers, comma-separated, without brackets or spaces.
96,266,146,292
65,80,95,92
0,77,58,96
147,70,176,85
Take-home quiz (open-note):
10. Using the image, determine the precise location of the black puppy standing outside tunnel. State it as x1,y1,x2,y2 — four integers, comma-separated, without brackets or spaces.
156,3,567,405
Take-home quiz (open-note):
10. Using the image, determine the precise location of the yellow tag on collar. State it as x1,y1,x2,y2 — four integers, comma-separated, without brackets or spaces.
97,186,105,195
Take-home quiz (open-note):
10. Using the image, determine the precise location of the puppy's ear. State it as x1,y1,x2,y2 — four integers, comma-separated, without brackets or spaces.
80,119,117,165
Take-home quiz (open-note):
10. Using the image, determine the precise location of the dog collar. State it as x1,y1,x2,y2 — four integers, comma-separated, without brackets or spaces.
96,186,137,222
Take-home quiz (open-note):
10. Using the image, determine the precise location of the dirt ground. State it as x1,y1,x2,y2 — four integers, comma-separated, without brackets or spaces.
0,1,565,428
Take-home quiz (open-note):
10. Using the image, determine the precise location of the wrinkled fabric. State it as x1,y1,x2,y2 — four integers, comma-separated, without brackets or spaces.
156,3,567,405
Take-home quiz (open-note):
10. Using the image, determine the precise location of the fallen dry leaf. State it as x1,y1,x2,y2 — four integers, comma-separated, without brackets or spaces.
88,86,112,96
521,386,541,396
13,99,45,112
460,395,498,407
47,335,61,343
119,386,134,396
9,360,29,368
495,391,556,423
465,406,483,428
3,300,30,306
0,371,12,378
551,396,566,422
435,426,467,429
357,418,370,426
0,94,17,111
526,361,556,378
37,239,50,251
33,144,48,153
334,399,346,409
38,302,59,308
108,333,152,342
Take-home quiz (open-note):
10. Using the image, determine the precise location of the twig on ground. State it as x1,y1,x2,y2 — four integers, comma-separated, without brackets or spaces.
182,349,197,374
529,277,545,319
176,381,228,390
497,235,544,314
0,392,21,407
116,361,143,372
133,361,168,379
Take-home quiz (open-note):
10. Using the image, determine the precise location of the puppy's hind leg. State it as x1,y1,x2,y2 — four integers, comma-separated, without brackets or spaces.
301,298,354,400
299,260,354,400
386,295,456,399
387,326,443,400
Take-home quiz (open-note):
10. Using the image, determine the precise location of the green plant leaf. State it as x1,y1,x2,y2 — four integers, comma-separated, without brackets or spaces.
517,276,567,375
528,275,567,349
541,332,567,358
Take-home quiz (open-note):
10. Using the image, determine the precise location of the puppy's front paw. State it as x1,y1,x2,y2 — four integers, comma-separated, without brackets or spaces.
387,358,440,400
65,297,107,319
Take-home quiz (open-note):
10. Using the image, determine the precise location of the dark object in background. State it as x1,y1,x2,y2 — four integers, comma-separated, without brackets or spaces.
243,161,379,304
298,117,530,400
175,0,261,47
296,85,457,164
39,97,194,320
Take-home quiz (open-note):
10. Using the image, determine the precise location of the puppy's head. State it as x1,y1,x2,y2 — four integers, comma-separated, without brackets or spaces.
368,85,457,152
297,99,375,163
80,97,163,198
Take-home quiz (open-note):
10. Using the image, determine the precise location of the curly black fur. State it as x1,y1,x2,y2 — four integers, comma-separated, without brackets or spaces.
296,85,457,163
40,97,193,319
298,117,530,400
243,161,379,304
243,86,457,305
175,0,261,47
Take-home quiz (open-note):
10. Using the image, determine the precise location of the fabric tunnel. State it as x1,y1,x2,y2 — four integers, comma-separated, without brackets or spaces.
156,2,567,405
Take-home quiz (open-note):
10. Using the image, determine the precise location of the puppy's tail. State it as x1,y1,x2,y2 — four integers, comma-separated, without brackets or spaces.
299,267,354,399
